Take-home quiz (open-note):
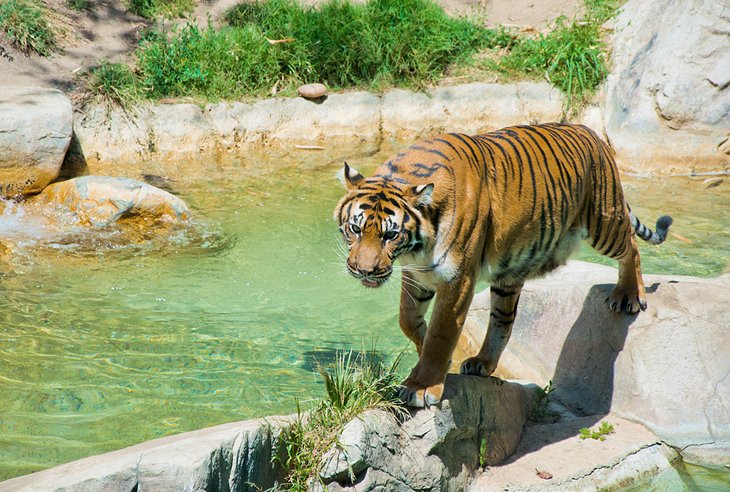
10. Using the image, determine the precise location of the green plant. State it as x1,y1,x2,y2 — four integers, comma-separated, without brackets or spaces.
478,435,488,468
529,379,555,422
0,0,57,56
66,0,90,11
584,0,623,23
579,421,615,441
279,349,404,490
86,60,141,108
127,0,196,19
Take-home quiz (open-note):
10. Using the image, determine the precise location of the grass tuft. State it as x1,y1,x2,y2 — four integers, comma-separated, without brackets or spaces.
66,0,90,11
579,421,615,441
280,349,404,490
127,0,197,19
85,60,141,108
0,0,57,56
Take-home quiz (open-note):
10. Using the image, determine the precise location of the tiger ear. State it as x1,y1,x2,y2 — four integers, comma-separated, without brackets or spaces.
339,161,364,190
411,183,434,206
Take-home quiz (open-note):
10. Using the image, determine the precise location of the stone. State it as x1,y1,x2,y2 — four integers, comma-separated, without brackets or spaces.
0,416,292,492
380,82,563,144
604,0,730,173
470,415,682,491
460,260,730,450
27,175,191,228
0,87,73,197
298,83,328,99
318,376,538,491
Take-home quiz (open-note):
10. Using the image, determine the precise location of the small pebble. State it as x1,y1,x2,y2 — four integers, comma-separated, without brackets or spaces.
298,83,327,99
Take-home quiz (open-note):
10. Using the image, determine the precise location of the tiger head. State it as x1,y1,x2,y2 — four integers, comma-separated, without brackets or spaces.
334,162,434,288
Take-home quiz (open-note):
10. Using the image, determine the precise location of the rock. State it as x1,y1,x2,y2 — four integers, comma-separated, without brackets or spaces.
381,82,563,144
471,414,682,491
318,376,538,491
0,416,292,492
604,0,730,173
27,175,191,228
0,87,73,197
298,83,328,99
460,260,730,450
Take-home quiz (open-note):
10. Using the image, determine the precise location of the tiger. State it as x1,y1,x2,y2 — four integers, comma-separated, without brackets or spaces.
334,122,672,408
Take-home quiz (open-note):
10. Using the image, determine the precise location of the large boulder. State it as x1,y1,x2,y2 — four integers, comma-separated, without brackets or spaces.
318,376,537,491
27,175,191,228
0,87,73,197
461,261,730,451
604,0,730,173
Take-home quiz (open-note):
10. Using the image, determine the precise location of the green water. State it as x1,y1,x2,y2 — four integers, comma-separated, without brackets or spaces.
0,151,728,481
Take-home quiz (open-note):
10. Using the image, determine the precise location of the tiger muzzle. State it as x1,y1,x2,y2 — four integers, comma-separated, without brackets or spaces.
346,261,392,288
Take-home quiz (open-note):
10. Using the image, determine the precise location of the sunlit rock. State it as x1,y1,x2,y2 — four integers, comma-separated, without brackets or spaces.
298,83,328,99
0,87,73,197
27,175,191,230
317,376,538,491
461,260,730,452
605,0,730,171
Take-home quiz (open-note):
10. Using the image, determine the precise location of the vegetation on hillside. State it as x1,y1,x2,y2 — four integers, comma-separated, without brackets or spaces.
126,0,196,19
0,0,57,55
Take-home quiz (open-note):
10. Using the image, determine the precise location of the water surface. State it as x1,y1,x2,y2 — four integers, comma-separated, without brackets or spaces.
0,151,728,480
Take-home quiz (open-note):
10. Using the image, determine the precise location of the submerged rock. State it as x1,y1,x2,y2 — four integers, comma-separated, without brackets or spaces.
0,87,73,197
461,261,730,453
27,175,191,229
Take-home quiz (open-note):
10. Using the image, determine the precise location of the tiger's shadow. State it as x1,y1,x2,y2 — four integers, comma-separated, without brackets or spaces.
500,281,661,461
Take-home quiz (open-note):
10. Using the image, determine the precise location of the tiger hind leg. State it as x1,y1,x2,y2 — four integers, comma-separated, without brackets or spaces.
460,283,523,377
607,234,647,314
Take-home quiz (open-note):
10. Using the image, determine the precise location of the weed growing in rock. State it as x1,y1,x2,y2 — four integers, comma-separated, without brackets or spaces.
0,0,57,56
579,421,615,441
279,349,404,490
529,379,556,422
127,0,196,19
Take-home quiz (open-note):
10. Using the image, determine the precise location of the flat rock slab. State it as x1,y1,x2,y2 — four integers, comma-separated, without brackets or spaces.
0,87,73,196
470,414,680,491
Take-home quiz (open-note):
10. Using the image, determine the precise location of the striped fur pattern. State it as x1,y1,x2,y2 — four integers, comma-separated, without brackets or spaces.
334,123,672,408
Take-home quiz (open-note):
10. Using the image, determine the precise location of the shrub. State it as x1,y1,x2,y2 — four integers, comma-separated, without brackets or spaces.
66,0,90,11
127,0,196,19
0,0,56,56
86,60,141,108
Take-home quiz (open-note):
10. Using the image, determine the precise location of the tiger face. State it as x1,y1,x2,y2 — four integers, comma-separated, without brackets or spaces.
334,162,434,288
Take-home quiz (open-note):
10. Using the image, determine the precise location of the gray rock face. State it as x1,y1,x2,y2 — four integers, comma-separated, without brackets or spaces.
604,0,730,172
0,417,290,492
318,376,537,492
461,261,730,450
0,87,73,196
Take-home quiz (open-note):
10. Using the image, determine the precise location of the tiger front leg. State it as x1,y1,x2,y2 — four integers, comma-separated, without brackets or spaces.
460,283,523,377
398,272,435,355
399,275,476,408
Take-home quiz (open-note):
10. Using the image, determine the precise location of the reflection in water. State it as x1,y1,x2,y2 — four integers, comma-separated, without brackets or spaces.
0,153,728,482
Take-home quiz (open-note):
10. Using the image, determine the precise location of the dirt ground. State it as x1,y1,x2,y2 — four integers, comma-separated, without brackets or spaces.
0,0,581,92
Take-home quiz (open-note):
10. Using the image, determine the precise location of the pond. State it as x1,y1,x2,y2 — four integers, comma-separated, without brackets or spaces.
0,147,728,483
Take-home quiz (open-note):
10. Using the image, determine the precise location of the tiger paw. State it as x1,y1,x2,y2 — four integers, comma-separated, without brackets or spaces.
606,287,646,314
397,379,444,408
459,356,494,377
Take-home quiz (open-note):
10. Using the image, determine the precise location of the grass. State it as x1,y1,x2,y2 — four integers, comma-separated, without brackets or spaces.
279,349,404,490
66,0,90,11
128,0,501,99
127,0,197,19
0,0,57,56
84,60,141,108
529,380,556,422
579,421,615,441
